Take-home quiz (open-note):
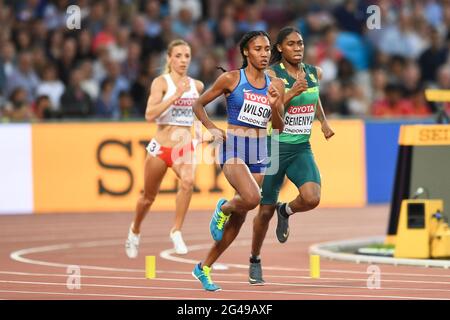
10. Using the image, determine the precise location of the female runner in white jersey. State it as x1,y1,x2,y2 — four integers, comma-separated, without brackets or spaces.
126,39,204,257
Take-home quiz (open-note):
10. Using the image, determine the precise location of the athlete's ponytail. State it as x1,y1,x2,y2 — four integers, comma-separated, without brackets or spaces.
270,26,301,65
239,30,270,69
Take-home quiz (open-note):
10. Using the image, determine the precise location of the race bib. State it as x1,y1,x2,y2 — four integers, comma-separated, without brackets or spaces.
170,97,196,126
237,92,272,128
146,138,161,156
156,97,197,126
283,104,315,135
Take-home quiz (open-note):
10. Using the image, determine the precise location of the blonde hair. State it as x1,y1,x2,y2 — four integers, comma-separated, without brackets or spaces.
163,39,190,74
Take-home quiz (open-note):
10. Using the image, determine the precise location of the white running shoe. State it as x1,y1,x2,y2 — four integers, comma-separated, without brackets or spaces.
170,230,188,254
125,225,140,259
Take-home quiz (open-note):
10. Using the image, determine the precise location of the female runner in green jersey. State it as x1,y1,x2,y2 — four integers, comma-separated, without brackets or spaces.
248,27,335,285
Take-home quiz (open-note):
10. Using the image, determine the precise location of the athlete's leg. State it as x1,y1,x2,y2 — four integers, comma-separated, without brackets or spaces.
284,144,321,213
171,158,195,232
274,145,321,243
203,165,263,267
288,182,321,212
168,154,196,254
251,204,276,256
220,159,263,214
252,139,289,254
132,155,168,234
251,170,286,256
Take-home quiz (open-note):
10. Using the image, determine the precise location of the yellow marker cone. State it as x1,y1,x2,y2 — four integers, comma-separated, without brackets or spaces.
145,256,156,279
310,254,320,279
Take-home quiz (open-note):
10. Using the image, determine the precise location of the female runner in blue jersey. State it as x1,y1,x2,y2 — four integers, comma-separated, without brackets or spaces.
192,31,285,291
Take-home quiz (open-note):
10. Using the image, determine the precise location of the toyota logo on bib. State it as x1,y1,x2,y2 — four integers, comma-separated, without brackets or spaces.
244,92,269,105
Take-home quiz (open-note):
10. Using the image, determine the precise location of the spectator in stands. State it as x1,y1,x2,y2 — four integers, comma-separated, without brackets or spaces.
95,78,115,118
76,29,95,62
57,37,78,84
6,51,39,103
36,63,65,112
0,41,16,96
2,87,34,121
172,8,196,39
122,40,142,83
118,90,135,119
170,0,202,22
372,83,414,117
60,68,93,118
379,11,427,59
333,0,365,35
1,0,449,122
401,61,422,97
369,67,388,102
321,81,349,116
409,86,432,117
79,60,100,101
419,27,448,84
110,26,130,64
144,0,163,37
237,3,268,33
34,95,56,119
103,60,130,119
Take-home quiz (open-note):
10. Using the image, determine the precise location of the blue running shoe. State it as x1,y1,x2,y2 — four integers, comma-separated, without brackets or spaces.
210,198,229,241
192,263,221,292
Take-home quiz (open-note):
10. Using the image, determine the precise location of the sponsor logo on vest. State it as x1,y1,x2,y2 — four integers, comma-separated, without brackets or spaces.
287,104,315,115
244,92,269,105
174,97,197,107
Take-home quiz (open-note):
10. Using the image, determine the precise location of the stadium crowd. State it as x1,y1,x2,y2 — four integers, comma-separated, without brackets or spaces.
0,0,449,121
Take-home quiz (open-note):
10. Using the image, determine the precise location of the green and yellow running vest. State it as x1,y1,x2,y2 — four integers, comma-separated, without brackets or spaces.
271,62,320,144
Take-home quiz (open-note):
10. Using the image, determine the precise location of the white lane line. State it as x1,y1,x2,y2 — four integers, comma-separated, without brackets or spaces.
1,270,449,286
161,242,450,278
0,289,220,300
310,236,450,268
0,280,447,300
10,239,450,278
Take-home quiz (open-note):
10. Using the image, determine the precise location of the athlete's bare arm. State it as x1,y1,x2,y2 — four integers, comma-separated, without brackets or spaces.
315,67,335,140
268,77,285,132
195,80,205,95
144,76,190,122
284,68,308,106
193,71,238,131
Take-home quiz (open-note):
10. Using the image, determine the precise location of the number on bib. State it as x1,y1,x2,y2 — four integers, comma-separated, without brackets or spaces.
146,139,161,156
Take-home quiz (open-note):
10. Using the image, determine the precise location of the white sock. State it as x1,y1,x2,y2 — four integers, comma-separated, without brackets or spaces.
286,203,294,215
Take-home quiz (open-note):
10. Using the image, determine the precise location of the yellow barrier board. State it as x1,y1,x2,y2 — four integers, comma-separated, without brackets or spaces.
399,124,450,146
32,120,366,213
424,89,450,102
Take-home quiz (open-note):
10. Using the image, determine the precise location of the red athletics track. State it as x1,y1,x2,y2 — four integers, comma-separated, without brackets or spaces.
0,205,449,300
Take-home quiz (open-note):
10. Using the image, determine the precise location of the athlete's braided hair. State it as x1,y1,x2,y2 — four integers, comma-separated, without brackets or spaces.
270,26,301,65
239,30,270,69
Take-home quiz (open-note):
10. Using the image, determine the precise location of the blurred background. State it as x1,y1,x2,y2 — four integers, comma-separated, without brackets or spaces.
1,0,450,122
1,0,450,216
